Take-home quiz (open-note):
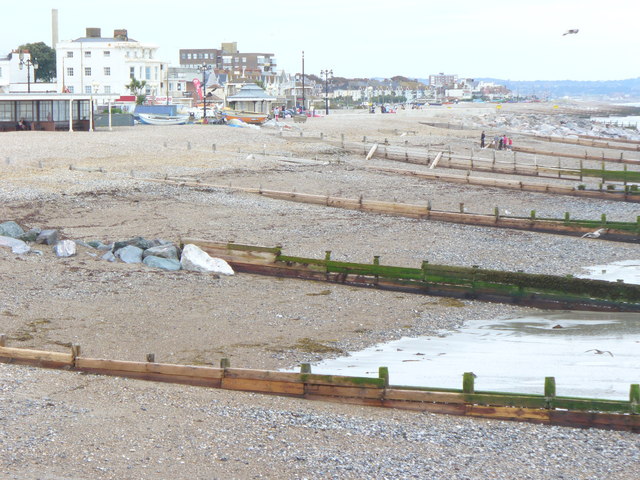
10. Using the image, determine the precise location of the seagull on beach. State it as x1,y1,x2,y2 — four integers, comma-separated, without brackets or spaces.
563,29,579,36
585,349,614,357
581,228,608,239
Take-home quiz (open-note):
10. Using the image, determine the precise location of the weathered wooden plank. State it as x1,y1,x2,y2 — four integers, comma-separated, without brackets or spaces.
466,405,551,422
75,357,224,379
221,377,305,396
223,368,303,383
0,346,73,365
305,384,385,399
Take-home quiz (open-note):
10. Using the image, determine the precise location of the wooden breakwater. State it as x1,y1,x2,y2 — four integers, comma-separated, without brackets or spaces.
0,337,638,432
141,177,640,243
528,134,640,152
330,140,640,190
183,240,640,312
367,165,640,204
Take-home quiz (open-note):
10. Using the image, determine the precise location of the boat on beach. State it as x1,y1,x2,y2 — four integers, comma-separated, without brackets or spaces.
138,113,191,125
218,109,269,125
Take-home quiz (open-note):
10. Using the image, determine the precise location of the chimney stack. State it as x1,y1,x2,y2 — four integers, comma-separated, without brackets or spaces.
114,29,128,40
86,28,101,38
51,9,59,48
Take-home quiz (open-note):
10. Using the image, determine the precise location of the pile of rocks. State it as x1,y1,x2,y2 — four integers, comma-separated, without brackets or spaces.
0,220,234,276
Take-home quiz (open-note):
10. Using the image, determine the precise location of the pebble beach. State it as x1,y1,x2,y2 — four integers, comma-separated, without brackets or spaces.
1,101,639,479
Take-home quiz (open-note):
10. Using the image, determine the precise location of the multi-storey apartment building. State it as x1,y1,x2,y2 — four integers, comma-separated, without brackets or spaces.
55,28,167,97
179,42,277,84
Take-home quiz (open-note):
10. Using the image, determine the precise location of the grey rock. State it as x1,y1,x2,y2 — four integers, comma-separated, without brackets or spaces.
143,255,181,271
101,251,117,262
0,221,25,238
114,245,144,263
85,240,106,249
36,229,59,245
53,240,77,257
0,235,30,254
143,244,180,260
19,227,41,242
113,237,155,251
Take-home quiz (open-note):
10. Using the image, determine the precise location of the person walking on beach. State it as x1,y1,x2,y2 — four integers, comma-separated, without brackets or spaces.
480,131,486,148
498,137,504,150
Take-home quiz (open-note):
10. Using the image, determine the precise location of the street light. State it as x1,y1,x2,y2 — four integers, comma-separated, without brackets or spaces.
18,51,38,93
197,63,212,122
89,82,99,132
320,69,333,115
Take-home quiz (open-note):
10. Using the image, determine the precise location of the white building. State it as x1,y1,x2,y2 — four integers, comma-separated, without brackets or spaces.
55,28,166,98
0,51,33,93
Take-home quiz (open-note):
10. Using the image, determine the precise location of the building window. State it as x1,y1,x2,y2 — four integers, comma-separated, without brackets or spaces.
223,56,231,64
145,66,151,80
104,85,111,94
130,67,135,79
187,53,192,59
104,67,111,76
84,51,91,58
66,51,73,58
85,67,91,76
68,86,74,93
242,57,247,63
85,86,92,94
181,53,186,59
67,67,74,77
154,66,159,80
0,101,12,121
104,50,110,57
177,83,182,91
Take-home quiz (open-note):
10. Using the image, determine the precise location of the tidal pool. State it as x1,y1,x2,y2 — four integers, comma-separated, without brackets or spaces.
310,261,640,401
311,312,639,400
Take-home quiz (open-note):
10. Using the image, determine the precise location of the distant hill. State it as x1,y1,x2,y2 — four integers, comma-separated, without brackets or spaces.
476,78,640,99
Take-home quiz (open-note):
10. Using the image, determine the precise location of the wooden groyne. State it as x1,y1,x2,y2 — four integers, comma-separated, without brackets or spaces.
183,240,640,312
1,337,638,432
141,177,640,243
527,134,640,152
367,165,640,204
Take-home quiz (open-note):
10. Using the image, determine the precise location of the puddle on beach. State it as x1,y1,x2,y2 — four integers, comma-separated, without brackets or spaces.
309,261,640,400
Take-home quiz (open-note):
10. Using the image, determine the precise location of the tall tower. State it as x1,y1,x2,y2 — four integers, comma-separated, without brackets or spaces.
51,9,59,48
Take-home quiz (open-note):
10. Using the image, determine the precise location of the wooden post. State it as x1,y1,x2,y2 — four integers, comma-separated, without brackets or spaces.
300,363,312,374
494,207,499,221
530,210,536,220
579,159,583,181
0,334,5,347
320,132,324,140
630,384,640,414
146,353,155,363
341,133,345,148
601,214,607,225
462,372,475,394
212,143,216,153
363,136,367,143
459,202,464,213
220,358,231,368
378,366,389,387
325,250,332,261
373,255,380,266
71,344,81,361
564,212,570,224
187,141,191,150
544,377,556,408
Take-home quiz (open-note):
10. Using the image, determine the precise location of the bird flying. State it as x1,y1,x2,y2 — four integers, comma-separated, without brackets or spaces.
585,349,614,357
563,29,579,36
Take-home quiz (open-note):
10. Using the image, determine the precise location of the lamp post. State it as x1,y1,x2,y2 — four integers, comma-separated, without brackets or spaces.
301,51,305,112
89,82,99,132
18,51,38,93
320,69,333,115
197,62,212,122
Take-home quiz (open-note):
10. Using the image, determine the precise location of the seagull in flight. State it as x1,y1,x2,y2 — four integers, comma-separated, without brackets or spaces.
585,349,614,357
581,228,608,238
563,29,579,36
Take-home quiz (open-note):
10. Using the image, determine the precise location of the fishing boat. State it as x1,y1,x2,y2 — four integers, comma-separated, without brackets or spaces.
219,109,269,125
138,113,191,125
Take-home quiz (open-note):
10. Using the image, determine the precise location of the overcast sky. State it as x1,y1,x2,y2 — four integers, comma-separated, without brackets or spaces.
2,0,638,81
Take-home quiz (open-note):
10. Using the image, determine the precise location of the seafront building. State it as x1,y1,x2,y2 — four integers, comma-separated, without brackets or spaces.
55,28,167,98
